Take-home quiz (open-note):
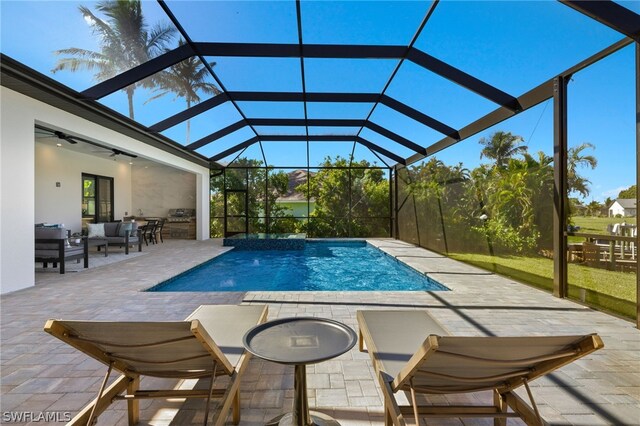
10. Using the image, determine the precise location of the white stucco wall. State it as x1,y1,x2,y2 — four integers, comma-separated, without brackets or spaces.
35,142,132,233
0,87,210,294
1,88,36,293
609,202,629,217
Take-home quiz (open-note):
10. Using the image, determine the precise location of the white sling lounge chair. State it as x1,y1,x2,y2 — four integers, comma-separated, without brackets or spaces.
44,304,268,426
357,310,603,426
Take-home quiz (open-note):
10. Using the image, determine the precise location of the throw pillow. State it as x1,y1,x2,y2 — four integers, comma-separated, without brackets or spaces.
118,222,133,237
130,222,139,236
87,223,105,238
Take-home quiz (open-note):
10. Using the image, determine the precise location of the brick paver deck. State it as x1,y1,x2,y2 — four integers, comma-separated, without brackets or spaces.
1,239,638,425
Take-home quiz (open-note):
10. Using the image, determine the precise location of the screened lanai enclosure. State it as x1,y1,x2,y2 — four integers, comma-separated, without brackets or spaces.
1,1,639,325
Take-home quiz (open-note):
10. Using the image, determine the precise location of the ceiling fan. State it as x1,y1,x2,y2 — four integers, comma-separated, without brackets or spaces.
35,128,78,144
90,147,137,158
35,125,138,158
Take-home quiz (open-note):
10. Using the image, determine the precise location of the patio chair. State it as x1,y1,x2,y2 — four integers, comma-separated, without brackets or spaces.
154,218,166,243
44,304,268,426
357,310,603,426
140,219,158,246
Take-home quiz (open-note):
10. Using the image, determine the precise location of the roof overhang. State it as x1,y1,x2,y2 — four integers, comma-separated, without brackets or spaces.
0,54,213,169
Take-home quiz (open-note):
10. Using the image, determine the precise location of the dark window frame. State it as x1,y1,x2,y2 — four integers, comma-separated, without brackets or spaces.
82,173,114,223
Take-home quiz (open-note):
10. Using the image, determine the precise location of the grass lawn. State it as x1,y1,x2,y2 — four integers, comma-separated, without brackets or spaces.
568,216,636,243
450,252,637,319
572,216,636,234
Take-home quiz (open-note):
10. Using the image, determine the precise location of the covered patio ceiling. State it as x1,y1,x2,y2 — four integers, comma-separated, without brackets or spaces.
1,1,639,168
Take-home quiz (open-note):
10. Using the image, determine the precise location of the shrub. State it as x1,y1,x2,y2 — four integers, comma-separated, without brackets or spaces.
471,218,539,255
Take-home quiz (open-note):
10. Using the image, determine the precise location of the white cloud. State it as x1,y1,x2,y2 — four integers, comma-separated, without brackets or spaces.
601,186,630,199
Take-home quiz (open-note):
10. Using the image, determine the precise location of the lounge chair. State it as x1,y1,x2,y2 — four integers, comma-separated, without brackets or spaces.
44,304,268,426
357,310,603,426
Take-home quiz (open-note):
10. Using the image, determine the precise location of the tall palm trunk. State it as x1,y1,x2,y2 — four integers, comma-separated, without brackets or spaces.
186,99,191,144
126,86,135,120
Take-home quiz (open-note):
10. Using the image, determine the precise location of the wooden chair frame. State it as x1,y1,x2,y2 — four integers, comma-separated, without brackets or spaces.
44,305,268,426
357,310,604,426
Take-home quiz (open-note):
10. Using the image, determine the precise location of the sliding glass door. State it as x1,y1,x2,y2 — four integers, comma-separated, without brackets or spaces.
82,173,114,224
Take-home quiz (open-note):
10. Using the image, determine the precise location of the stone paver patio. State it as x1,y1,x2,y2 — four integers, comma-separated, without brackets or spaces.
1,239,639,425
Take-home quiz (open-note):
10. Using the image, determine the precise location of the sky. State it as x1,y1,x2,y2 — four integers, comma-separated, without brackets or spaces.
1,0,638,202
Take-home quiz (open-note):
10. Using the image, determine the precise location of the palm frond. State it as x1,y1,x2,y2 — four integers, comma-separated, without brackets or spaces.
79,6,118,43
53,48,106,60
52,57,108,74
147,24,177,56
144,90,171,104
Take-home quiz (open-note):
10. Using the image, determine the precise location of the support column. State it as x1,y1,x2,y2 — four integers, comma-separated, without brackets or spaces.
635,42,639,329
348,168,352,237
223,169,228,238
394,167,400,239
389,167,393,238
553,75,568,298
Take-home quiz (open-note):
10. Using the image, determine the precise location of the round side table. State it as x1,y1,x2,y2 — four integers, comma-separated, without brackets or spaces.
243,317,357,426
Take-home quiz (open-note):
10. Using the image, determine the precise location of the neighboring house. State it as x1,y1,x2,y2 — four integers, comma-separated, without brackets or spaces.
608,198,637,217
274,170,315,217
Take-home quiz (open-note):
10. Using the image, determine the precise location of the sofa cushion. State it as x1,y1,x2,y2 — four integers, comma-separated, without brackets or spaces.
108,223,120,236
35,227,66,239
103,222,119,236
87,223,105,238
104,235,139,244
118,222,133,237
36,246,85,259
130,222,139,237
35,228,68,250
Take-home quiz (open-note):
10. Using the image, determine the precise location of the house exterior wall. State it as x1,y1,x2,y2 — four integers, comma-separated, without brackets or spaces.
275,201,316,218
609,201,624,217
1,88,36,294
0,87,210,294
609,201,636,217
35,142,132,233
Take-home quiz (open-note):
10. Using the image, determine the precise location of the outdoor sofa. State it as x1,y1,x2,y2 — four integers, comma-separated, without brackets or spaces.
87,221,142,254
35,227,88,274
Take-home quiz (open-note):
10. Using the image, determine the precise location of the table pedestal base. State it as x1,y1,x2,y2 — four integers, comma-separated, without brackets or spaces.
266,411,341,426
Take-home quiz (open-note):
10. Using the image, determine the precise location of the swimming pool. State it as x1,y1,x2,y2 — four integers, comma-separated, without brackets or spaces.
149,241,449,292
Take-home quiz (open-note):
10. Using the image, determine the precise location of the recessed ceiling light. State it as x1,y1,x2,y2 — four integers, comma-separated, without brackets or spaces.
56,143,62,147
129,161,133,165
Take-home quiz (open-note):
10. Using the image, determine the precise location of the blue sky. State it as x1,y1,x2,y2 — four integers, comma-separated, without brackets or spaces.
1,0,637,202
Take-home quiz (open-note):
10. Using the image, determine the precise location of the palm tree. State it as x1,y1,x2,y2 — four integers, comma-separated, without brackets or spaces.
52,0,175,119
586,200,603,217
146,39,221,143
567,142,597,198
479,131,527,168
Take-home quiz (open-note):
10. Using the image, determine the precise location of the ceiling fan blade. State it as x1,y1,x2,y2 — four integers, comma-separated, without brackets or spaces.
110,148,136,158
49,130,77,144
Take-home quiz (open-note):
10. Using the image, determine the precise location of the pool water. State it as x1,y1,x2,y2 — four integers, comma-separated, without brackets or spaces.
150,241,449,292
